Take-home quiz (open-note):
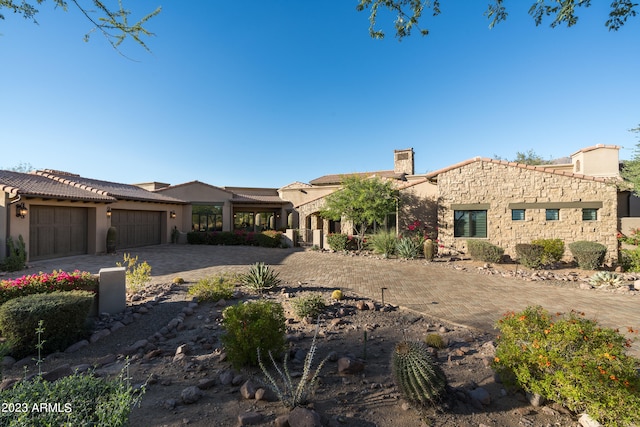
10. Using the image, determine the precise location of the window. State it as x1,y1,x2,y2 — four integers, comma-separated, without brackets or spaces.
546,209,560,221
454,210,487,238
234,212,254,230
511,209,525,221
192,204,223,232
582,208,598,221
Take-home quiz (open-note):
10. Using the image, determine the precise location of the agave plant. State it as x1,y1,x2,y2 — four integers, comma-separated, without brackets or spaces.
589,271,624,289
396,237,422,259
241,262,281,293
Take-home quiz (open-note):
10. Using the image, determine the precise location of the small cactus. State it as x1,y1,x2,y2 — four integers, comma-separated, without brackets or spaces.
392,340,447,406
331,289,344,300
424,333,446,349
172,277,185,284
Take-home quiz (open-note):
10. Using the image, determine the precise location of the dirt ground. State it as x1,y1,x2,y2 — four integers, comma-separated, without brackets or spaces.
2,275,586,427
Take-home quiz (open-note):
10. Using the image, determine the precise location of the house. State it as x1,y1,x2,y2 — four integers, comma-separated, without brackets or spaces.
0,169,185,262
427,145,622,264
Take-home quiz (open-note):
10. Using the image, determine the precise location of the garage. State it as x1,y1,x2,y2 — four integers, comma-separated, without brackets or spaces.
111,209,162,249
29,206,88,260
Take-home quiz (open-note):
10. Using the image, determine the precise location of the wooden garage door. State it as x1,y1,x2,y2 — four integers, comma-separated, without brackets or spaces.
30,206,88,260
111,210,162,249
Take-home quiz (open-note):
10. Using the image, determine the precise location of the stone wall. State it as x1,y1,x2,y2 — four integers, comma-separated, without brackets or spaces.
437,160,619,264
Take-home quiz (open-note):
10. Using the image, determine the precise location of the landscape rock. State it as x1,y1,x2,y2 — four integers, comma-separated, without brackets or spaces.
237,411,263,426
337,356,365,375
240,379,257,399
65,340,89,353
288,407,322,427
181,386,203,404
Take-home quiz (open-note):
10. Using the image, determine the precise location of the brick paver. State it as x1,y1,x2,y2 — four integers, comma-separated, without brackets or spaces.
6,244,639,355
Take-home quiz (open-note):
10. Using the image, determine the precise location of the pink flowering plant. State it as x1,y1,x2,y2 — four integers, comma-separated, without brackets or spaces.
0,270,97,306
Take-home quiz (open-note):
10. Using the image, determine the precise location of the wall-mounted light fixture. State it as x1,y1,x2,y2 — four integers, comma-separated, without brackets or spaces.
15,202,28,219
170,210,177,219
106,206,112,218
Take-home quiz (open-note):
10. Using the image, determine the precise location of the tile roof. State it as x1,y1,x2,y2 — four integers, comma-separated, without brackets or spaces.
0,170,116,202
34,170,186,204
309,170,405,185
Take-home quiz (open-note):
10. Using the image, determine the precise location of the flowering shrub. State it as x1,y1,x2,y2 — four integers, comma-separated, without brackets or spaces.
493,306,640,426
0,270,97,306
619,228,640,246
326,233,349,251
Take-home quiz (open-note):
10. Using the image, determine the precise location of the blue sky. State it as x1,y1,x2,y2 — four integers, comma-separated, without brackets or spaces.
1,1,639,188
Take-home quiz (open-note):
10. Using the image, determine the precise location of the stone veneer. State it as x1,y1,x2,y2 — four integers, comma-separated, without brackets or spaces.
437,160,619,264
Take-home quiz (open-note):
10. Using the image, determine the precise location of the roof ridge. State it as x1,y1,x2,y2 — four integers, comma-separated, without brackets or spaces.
35,170,112,197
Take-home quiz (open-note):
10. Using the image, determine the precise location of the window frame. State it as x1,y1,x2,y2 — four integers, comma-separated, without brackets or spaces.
545,209,560,221
454,210,487,238
511,209,525,221
582,208,598,221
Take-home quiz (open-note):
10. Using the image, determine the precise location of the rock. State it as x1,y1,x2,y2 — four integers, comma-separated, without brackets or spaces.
337,356,365,375
365,301,377,311
90,329,111,343
467,387,490,406
288,407,322,427
578,413,603,427
1,356,16,370
579,283,594,290
275,414,290,427
123,339,148,355
144,349,163,360
219,370,233,385
240,379,257,399
71,364,91,373
162,398,177,410
181,386,203,404
197,378,216,390
526,392,545,407
0,378,20,391
95,353,117,367
65,340,89,353
110,321,126,333
355,301,367,310
237,412,263,426
42,364,72,382
232,374,245,386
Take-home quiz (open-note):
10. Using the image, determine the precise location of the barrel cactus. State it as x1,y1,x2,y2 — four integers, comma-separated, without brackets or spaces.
391,340,447,406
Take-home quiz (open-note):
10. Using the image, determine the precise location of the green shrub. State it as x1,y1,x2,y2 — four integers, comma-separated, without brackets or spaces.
326,233,349,251
0,270,97,306
240,262,281,293
368,231,397,258
531,238,565,264
0,291,94,358
116,253,152,293
0,365,143,426
221,300,286,368
290,293,326,319
620,246,640,272
391,340,447,406
568,241,607,270
515,243,545,269
396,237,422,259
467,240,504,263
1,235,27,272
188,273,237,301
186,230,283,247
493,306,640,426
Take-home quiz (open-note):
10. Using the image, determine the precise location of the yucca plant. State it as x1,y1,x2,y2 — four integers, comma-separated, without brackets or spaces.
391,340,447,406
240,262,281,294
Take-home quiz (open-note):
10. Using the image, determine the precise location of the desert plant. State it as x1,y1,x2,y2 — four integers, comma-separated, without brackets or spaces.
391,340,447,406
568,241,607,270
172,277,185,284
396,236,422,259
188,273,237,302
515,243,545,269
106,226,117,253
290,294,326,320
493,306,640,426
221,300,286,368
0,270,97,306
620,246,640,272
531,238,565,264
424,333,446,349
258,322,329,408
368,230,397,258
589,271,624,289
467,240,504,263
326,233,349,251
116,253,152,293
240,262,281,293
1,235,27,272
170,226,180,244
331,289,344,300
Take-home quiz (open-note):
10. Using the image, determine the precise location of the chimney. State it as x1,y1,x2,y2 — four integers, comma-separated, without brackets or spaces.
394,148,414,175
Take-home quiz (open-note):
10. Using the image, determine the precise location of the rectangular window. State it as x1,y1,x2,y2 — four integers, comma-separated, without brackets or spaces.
192,204,223,232
546,209,560,221
511,209,525,221
582,208,598,221
454,210,487,238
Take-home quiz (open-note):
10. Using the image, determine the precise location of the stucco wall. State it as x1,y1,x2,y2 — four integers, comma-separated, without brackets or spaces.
437,161,619,264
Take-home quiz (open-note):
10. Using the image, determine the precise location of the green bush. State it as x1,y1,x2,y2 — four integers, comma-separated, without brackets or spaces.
116,253,152,293
186,230,283,247
620,246,640,272
1,235,27,272
0,291,94,358
0,366,143,426
326,233,349,251
515,244,544,269
531,238,565,264
368,231,397,258
568,241,607,270
221,300,286,368
188,273,237,302
240,262,281,293
493,306,640,426
467,240,504,263
396,237,422,259
290,293,326,319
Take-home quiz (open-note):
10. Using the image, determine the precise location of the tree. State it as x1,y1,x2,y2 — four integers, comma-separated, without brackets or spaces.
0,0,161,53
356,0,638,40
494,149,552,165
319,175,397,251
620,125,640,195
2,162,34,172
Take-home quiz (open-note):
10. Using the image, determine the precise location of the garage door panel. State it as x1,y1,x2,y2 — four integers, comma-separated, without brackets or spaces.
30,206,88,260
111,210,161,249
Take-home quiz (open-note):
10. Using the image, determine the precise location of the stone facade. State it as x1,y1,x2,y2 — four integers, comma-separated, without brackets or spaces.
436,159,619,264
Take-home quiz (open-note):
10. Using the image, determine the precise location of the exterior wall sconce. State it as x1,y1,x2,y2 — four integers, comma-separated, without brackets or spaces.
15,202,28,219
106,207,112,218
170,211,176,219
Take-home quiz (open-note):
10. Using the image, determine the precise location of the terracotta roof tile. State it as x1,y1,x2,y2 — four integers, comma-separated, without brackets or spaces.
309,170,404,185
0,170,116,202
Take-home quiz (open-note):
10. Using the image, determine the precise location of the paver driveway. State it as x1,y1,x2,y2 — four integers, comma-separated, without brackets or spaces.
7,244,639,355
